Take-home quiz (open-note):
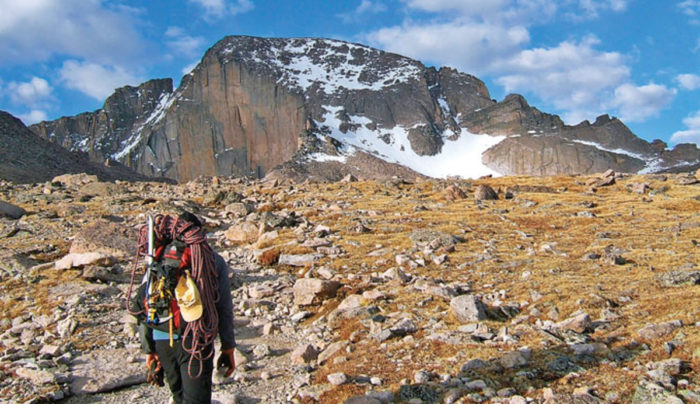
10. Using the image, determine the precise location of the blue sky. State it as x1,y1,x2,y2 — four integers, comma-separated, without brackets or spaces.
1,0,699,146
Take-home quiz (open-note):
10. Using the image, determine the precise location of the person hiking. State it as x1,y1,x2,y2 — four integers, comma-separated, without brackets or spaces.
128,211,236,404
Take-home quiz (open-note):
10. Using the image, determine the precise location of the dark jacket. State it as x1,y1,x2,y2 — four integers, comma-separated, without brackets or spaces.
139,251,236,353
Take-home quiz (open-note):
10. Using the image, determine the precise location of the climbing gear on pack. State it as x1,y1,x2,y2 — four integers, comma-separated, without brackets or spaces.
146,353,164,387
145,240,184,344
127,213,219,379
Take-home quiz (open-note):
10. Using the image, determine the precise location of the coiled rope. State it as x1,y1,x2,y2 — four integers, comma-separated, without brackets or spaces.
126,214,219,378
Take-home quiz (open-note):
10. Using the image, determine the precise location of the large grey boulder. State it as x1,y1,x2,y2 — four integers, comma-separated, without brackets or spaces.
450,294,488,323
69,220,136,258
293,278,341,305
0,201,26,219
637,320,683,340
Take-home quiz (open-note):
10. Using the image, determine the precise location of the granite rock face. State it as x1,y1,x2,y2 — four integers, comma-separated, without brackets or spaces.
28,36,700,181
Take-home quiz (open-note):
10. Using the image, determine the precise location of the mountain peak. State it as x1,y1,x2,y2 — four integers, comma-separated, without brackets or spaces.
25,35,700,181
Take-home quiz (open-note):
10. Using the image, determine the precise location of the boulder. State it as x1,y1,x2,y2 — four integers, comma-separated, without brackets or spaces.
293,278,341,305
225,202,252,216
0,200,26,219
52,173,98,187
638,320,683,340
444,185,467,201
340,174,358,183
55,252,115,270
409,229,459,248
474,184,498,201
555,313,592,333
278,254,319,267
499,350,530,369
318,340,348,364
628,182,649,194
224,222,259,244
336,294,366,312
390,318,417,337
327,372,349,386
291,344,318,364
450,295,488,323
69,220,136,258
78,181,125,197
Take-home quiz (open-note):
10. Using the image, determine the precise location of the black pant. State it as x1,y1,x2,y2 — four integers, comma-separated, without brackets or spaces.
155,336,214,404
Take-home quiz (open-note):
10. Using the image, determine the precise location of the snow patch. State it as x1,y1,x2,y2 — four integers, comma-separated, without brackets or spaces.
307,152,349,163
112,91,176,160
437,97,450,117
570,139,669,174
570,139,647,161
76,136,90,152
317,106,504,179
223,38,422,94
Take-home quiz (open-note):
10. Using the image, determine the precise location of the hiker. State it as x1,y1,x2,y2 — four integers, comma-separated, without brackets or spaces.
128,212,236,404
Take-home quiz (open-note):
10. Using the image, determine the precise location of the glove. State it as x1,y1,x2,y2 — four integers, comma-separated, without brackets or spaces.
216,348,236,377
146,353,164,386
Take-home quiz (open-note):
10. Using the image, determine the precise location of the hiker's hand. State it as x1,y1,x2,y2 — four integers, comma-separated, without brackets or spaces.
146,353,161,372
146,353,164,386
217,348,236,377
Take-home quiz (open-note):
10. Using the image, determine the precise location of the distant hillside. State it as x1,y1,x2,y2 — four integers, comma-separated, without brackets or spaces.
0,110,157,184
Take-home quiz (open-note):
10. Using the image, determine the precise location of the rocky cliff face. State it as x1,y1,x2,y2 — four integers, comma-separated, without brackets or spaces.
29,36,700,181
31,79,173,162
0,111,152,184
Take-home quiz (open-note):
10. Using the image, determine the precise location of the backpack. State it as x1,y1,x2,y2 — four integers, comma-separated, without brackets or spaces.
129,240,191,334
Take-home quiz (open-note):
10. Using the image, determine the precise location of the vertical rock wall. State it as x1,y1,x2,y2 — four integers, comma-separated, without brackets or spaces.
137,56,306,181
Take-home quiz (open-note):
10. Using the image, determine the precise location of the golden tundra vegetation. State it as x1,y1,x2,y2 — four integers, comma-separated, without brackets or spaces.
1,171,699,403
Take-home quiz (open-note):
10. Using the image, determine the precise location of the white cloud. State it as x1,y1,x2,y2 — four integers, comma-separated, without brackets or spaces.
367,21,530,74
189,0,254,18
230,0,254,14
402,0,558,23
676,73,700,90
364,1,660,125
403,0,509,16
18,109,49,125
189,0,226,14
609,83,677,122
573,0,629,19
357,0,387,13
670,110,700,145
495,36,630,122
339,1,387,22
679,0,700,16
165,27,206,58
7,77,52,105
0,0,144,66
59,60,142,101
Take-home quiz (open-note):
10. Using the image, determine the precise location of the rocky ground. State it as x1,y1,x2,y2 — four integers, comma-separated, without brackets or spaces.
0,171,699,404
